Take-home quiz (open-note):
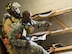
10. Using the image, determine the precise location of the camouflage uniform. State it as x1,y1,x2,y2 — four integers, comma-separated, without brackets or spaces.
8,22,49,54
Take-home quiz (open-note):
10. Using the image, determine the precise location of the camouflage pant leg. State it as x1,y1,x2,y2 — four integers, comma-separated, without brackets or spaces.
6,45,18,54
29,41,49,54
29,44,44,54
12,47,18,54
6,45,14,54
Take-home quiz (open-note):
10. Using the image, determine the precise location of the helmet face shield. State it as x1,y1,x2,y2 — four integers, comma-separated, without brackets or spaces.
12,6,21,14
12,2,21,14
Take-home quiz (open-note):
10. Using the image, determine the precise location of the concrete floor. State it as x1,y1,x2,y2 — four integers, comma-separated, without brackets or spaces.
34,12,72,49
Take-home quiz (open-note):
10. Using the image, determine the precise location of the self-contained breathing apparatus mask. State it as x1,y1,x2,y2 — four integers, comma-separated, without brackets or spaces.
6,1,22,19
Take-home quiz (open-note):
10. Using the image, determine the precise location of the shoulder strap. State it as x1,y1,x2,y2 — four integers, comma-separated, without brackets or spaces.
9,17,14,23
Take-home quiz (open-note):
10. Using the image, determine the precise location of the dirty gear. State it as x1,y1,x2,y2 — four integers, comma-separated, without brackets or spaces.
8,22,49,54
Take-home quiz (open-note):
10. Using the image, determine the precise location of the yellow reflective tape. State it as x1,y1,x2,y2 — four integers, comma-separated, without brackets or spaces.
9,3,12,6
6,7,10,10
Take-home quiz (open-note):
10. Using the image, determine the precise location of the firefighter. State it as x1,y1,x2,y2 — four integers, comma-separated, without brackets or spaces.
2,1,22,54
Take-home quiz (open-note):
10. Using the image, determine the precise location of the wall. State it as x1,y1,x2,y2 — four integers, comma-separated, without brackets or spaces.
0,0,72,21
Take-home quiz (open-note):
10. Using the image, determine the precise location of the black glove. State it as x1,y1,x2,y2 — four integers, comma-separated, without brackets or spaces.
20,36,27,40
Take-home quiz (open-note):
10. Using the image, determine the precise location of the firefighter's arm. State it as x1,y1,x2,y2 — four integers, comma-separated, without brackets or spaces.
8,22,29,47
